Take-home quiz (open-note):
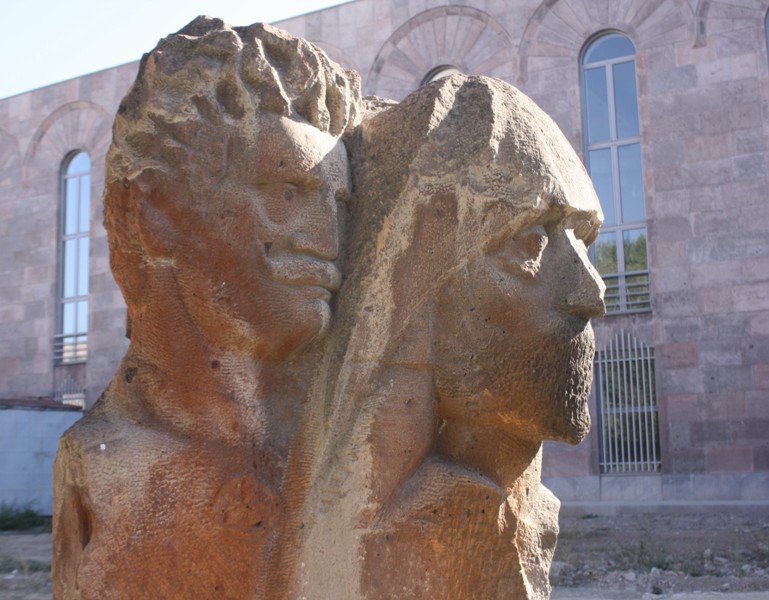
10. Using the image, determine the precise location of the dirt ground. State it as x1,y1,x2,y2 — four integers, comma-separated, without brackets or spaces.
1,508,768,598
551,506,769,598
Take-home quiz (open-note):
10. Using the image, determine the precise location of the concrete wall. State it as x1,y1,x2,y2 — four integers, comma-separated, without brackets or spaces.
0,407,82,515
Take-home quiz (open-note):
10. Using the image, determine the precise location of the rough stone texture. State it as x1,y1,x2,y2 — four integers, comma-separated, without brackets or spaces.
52,19,361,600
290,75,604,599
52,18,606,600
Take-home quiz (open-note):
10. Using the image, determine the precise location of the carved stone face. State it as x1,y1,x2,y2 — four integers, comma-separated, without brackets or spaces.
434,192,605,446
174,114,350,359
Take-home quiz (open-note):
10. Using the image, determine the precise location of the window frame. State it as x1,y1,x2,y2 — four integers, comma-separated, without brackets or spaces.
580,32,650,314
55,150,91,364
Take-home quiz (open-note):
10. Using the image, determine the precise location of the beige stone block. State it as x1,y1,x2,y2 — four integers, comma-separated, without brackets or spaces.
685,132,734,162
691,259,743,288
697,286,734,315
653,265,692,293
734,283,769,313
663,394,700,422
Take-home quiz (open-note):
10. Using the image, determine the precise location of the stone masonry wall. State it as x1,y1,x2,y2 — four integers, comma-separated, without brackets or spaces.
0,62,137,407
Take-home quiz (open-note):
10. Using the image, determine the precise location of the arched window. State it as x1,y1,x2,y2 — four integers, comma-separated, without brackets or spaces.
581,33,649,313
421,65,463,85
56,151,90,363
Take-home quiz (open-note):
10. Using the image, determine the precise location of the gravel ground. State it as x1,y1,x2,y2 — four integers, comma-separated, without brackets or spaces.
1,508,768,598
551,507,769,599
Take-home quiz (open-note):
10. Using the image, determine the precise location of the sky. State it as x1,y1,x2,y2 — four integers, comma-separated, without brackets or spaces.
0,0,352,100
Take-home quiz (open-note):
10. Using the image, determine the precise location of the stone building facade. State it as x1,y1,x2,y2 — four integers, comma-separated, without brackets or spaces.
1,0,768,509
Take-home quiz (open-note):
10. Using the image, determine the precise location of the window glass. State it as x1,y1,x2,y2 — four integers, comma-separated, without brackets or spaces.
618,143,644,223
588,148,616,225
65,178,79,235
613,61,640,138
58,151,91,363
77,300,88,333
582,32,648,313
78,237,89,296
64,239,77,298
79,174,90,233
584,68,610,144
67,151,90,175
623,228,648,272
62,302,76,335
583,33,635,63
594,231,618,275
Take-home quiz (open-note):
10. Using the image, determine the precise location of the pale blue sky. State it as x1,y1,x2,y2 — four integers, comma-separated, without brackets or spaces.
1,1,352,100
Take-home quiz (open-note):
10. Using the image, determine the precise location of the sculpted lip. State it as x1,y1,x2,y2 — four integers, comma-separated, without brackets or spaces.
265,255,342,293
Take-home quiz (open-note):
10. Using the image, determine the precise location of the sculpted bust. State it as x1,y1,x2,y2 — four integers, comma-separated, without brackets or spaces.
53,18,604,600
294,75,605,599
53,17,359,599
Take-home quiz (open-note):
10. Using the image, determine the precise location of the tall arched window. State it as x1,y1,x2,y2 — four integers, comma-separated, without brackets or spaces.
581,33,649,313
56,151,90,363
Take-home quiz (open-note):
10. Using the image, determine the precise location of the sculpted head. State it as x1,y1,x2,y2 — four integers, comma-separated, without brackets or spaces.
353,76,604,449
428,78,606,446
104,17,360,360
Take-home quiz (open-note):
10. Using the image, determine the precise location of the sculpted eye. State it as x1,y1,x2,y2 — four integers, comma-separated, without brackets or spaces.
256,182,305,226
487,224,548,277
516,225,548,263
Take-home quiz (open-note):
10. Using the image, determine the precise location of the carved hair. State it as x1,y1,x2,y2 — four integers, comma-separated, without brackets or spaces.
103,17,361,313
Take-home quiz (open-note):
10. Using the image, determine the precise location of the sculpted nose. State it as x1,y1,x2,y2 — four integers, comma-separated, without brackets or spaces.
560,232,606,320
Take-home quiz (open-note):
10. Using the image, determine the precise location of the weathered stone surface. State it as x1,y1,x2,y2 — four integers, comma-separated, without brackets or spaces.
53,17,604,600
52,18,360,599
290,75,605,600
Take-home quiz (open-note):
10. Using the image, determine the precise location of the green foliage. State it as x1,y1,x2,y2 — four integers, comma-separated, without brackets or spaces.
0,503,48,532
623,232,648,272
0,557,51,574
594,232,650,312
595,238,617,275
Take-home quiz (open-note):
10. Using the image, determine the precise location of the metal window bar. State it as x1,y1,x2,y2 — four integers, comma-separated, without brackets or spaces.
595,329,660,473
600,271,650,313
54,333,88,363
53,375,86,409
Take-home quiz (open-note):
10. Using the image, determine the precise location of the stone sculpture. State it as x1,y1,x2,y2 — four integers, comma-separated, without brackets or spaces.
53,18,604,600
293,75,605,600
52,18,360,599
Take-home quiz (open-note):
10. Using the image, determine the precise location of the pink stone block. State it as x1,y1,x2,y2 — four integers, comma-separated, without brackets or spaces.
753,364,769,390
706,446,753,473
659,342,698,368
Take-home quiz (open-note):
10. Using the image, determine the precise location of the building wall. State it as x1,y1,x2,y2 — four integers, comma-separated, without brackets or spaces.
0,406,81,514
281,0,769,501
0,62,137,407
1,0,768,505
